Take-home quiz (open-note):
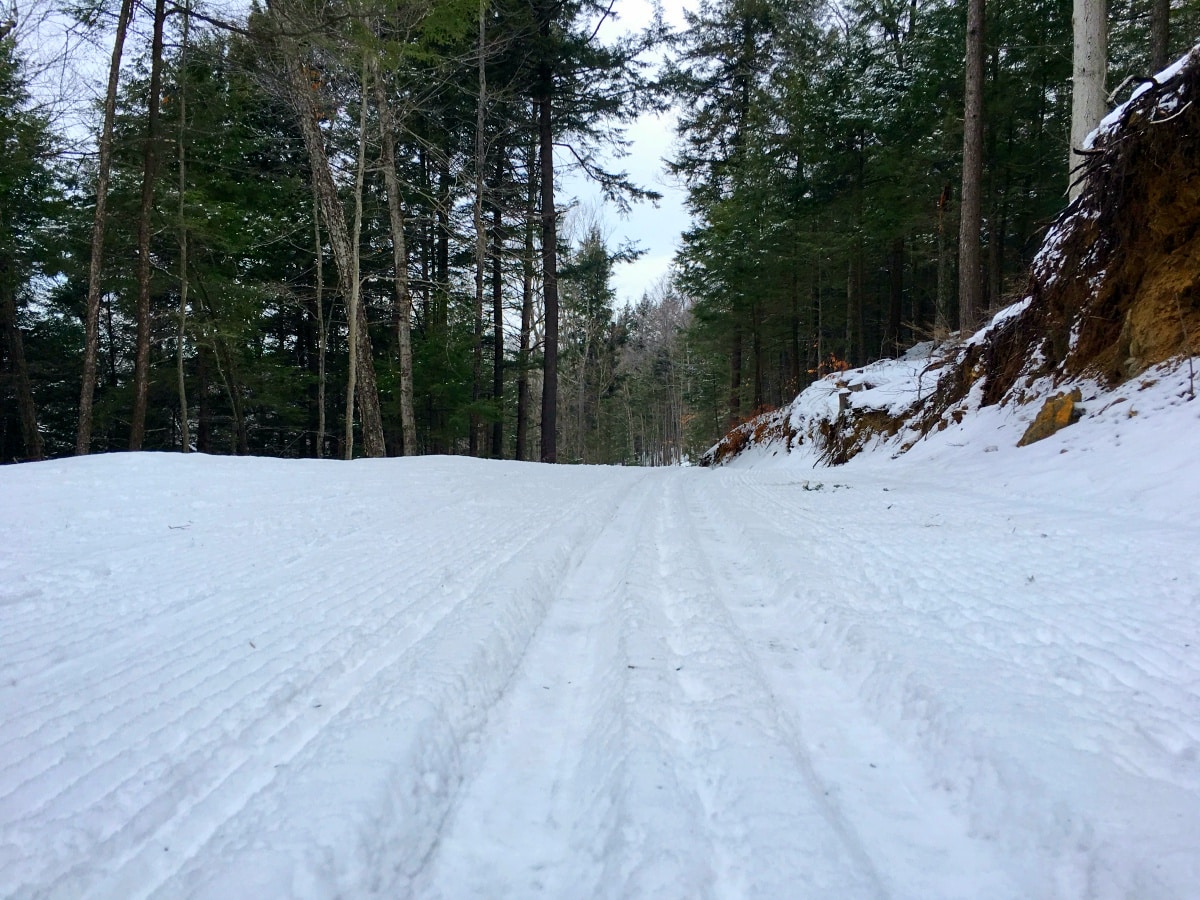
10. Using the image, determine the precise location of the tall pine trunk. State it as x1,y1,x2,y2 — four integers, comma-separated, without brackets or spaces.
516,141,536,461
77,0,134,455
175,0,191,453
375,71,416,455
537,66,559,463
846,243,865,365
312,186,327,457
887,236,904,356
1150,0,1169,71
958,0,985,333
491,158,504,458
728,323,743,429
130,0,168,450
471,0,488,458
343,59,371,460
936,183,952,338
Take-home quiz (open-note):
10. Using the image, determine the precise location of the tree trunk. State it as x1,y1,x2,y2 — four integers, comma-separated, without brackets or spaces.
470,0,487,458
175,0,191,453
936,182,952,338
846,246,865,365
197,342,211,453
887,235,904,356
343,60,369,460
1070,0,1107,200
77,0,134,455
537,68,559,463
1150,0,1169,72
728,323,743,429
431,155,451,453
130,0,168,450
813,253,823,372
958,0,985,333
751,302,764,410
274,12,385,457
491,159,504,458
313,184,326,457
200,295,246,455
217,342,248,455
516,141,536,461
375,72,416,456
0,259,43,460
789,255,801,395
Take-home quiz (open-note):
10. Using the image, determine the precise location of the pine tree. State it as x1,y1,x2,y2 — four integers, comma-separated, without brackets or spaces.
0,32,56,461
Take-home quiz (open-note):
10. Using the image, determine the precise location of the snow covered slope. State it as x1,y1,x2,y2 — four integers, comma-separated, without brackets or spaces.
2,441,1199,898
704,46,1200,477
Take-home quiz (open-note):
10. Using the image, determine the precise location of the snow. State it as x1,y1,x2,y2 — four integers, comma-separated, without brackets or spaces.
3,375,1200,898
1084,44,1197,150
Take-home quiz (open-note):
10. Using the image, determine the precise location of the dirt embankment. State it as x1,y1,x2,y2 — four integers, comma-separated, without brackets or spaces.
705,48,1200,467
945,48,1200,412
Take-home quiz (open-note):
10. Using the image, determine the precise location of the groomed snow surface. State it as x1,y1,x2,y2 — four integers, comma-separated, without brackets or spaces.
3,368,1200,898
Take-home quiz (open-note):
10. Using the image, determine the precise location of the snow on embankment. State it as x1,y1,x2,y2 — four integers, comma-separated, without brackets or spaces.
704,45,1200,470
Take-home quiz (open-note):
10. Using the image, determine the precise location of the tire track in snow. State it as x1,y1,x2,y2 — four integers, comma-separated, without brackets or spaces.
0,462,638,898
3,493,536,820
672,470,1023,897
4,483,500,708
137,468,649,900
419,471,887,898
621,472,887,897
413,472,669,899
691,467,1200,896
716,468,1200,781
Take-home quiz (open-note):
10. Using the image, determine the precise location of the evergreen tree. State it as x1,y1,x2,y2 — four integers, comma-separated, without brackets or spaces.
0,31,58,461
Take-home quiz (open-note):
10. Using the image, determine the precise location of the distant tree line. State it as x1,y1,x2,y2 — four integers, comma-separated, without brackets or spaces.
1,0,675,463
0,0,1195,462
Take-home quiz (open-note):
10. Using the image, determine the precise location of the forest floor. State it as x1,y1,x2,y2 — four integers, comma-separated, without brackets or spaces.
3,382,1200,898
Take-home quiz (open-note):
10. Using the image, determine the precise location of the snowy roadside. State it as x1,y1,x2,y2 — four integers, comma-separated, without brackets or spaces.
1,457,645,897
2,437,1199,897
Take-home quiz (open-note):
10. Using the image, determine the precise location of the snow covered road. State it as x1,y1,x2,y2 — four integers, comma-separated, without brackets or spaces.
2,452,1199,898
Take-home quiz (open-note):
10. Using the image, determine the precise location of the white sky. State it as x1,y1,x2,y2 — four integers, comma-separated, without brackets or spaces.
572,0,696,307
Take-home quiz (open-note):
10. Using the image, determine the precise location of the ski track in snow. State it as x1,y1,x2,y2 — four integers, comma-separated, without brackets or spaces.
2,452,1199,898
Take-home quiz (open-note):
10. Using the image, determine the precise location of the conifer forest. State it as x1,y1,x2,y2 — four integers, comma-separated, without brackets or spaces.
1,0,1196,464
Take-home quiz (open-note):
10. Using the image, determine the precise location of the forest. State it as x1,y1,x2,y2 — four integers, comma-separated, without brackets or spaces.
0,0,1196,465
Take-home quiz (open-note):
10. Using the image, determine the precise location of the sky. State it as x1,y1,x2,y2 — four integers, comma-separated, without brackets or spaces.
571,0,697,307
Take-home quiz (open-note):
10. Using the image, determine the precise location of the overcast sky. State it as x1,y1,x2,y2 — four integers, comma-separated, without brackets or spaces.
571,0,696,307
